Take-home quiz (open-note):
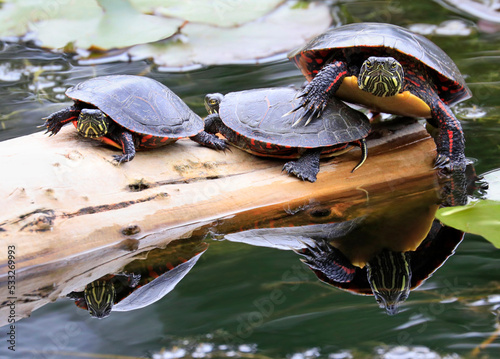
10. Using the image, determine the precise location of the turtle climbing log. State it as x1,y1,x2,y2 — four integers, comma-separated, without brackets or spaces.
288,22,471,171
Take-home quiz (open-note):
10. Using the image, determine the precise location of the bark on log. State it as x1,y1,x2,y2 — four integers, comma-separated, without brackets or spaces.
0,119,439,324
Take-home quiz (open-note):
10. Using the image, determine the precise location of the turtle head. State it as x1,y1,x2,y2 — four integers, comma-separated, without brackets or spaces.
77,108,112,138
357,56,404,97
367,250,411,315
84,280,116,319
204,93,224,115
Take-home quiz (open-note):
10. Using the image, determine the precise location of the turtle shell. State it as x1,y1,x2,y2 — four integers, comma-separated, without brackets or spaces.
113,248,207,312
314,220,464,295
288,22,471,106
223,219,463,295
218,87,370,151
66,75,204,138
69,241,208,317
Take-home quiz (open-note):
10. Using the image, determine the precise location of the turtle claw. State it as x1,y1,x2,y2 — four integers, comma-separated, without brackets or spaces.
43,116,65,136
292,90,329,127
209,137,228,151
283,103,304,122
291,115,304,127
191,131,228,152
297,239,321,255
294,239,356,283
282,161,317,182
434,154,451,170
434,154,466,173
113,154,134,164
303,109,318,126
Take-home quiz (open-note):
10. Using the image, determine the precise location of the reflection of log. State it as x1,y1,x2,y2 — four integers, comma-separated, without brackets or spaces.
0,119,439,324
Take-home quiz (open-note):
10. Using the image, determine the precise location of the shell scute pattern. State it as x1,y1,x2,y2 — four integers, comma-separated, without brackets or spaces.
288,23,471,105
67,75,203,138
220,87,370,149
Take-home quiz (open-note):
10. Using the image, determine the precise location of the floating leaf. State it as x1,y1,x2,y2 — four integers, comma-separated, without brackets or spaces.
32,0,183,50
128,1,332,69
131,0,285,27
436,200,500,248
481,168,500,201
0,0,102,37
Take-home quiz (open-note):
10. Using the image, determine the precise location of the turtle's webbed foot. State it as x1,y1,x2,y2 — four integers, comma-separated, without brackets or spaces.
210,137,228,151
295,239,356,283
282,160,318,182
434,154,452,172
43,114,64,136
282,149,321,182
191,131,229,151
288,61,348,127
291,85,329,127
113,153,135,164
129,274,141,288
434,154,466,173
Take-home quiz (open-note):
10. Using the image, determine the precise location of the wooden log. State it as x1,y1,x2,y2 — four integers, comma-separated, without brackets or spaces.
0,119,439,324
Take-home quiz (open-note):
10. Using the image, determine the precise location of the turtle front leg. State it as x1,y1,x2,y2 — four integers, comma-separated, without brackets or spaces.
429,99,466,172
282,148,322,182
291,61,349,126
190,131,228,151
43,104,82,136
293,239,356,283
112,130,136,164
191,114,228,150
203,113,222,134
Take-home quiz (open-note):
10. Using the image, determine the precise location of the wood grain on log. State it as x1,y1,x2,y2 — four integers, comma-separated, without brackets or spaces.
0,119,439,324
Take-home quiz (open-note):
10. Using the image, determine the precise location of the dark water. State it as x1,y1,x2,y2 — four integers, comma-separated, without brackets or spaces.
1,1,500,358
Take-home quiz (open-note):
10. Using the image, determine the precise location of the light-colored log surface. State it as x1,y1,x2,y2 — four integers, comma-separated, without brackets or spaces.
0,119,439,324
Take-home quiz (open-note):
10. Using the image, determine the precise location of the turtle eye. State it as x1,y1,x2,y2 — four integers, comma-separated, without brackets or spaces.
209,99,217,105
391,62,397,69
365,60,372,67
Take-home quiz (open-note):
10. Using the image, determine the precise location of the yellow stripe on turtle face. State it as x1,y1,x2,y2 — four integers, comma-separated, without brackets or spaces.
336,76,431,118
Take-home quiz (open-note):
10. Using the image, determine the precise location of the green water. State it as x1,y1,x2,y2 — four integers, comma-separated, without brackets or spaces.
1,0,500,358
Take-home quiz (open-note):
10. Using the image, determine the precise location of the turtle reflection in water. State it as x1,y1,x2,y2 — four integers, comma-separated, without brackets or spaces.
223,217,463,315
68,241,208,319
297,241,411,315
296,219,464,315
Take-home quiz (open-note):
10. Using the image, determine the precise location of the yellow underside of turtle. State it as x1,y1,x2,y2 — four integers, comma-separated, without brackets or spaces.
336,76,432,118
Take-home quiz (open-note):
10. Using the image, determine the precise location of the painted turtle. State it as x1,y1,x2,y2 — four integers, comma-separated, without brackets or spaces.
67,241,208,319
224,218,463,315
288,22,471,171
297,241,412,315
44,75,226,163
298,220,464,315
204,87,370,182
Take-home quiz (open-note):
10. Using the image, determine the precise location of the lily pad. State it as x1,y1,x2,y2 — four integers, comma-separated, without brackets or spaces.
131,0,285,27
441,0,500,24
128,1,332,70
0,0,102,38
481,169,500,201
34,0,183,50
436,200,500,248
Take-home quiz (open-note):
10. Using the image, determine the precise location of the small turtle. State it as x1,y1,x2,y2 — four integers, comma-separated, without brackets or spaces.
67,242,208,319
44,75,226,163
288,22,471,171
204,87,370,182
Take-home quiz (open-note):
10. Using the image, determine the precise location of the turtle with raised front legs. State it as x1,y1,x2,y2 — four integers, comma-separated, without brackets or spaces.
288,22,471,171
